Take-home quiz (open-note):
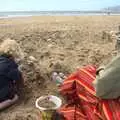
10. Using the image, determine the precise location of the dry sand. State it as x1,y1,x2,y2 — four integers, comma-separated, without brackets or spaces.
0,15,120,119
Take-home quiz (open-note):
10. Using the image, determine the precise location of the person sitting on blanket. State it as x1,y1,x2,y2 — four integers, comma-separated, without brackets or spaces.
0,38,24,110
57,57,120,119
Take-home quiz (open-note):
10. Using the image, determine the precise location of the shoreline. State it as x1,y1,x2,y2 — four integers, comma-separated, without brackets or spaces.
0,13,120,19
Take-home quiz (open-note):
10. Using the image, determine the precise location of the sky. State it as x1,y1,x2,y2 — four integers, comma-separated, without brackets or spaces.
0,0,120,11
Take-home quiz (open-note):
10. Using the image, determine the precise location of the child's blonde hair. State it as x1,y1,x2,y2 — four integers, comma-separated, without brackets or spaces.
0,38,24,60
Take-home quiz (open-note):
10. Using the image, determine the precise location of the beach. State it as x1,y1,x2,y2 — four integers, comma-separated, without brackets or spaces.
0,15,119,119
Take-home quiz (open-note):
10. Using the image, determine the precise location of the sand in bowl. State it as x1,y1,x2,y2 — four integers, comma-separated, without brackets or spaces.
38,98,56,109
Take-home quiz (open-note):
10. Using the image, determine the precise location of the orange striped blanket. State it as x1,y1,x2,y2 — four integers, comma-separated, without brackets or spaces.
58,65,120,120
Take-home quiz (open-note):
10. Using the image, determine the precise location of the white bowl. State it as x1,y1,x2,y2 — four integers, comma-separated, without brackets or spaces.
35,95,62,111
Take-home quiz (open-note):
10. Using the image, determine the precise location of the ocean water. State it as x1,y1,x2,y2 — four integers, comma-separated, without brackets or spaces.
0,11,120,18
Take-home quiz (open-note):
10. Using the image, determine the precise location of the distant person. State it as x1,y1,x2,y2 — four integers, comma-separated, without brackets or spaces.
107,12,110,15
0,39,24,110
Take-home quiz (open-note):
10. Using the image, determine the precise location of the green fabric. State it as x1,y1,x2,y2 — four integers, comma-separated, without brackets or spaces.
93,54,120,99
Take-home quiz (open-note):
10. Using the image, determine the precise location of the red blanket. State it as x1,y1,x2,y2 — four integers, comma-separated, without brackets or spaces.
58,65,120,120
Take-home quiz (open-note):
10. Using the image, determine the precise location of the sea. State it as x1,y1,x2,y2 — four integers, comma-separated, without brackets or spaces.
0,11,120,18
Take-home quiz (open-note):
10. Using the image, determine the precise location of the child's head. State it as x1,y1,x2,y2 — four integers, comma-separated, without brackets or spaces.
0,38,24,62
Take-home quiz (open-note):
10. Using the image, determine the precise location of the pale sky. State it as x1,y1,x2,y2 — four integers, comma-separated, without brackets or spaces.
0,0,120,11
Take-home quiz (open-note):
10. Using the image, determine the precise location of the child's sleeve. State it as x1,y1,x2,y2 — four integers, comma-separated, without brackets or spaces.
7,68,22,81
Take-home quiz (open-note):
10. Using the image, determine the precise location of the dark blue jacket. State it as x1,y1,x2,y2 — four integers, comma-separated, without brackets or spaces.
0,56,21,101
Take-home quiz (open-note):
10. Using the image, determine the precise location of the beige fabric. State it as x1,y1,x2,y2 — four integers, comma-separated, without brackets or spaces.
93,54,120,99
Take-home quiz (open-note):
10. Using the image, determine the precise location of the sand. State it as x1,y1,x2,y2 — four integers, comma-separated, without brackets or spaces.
0,15,119,119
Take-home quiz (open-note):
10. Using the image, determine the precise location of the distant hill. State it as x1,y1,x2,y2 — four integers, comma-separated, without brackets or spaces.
103,5,120,12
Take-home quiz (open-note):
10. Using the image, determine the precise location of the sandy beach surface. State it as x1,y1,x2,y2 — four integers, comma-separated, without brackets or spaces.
0,15,120,119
